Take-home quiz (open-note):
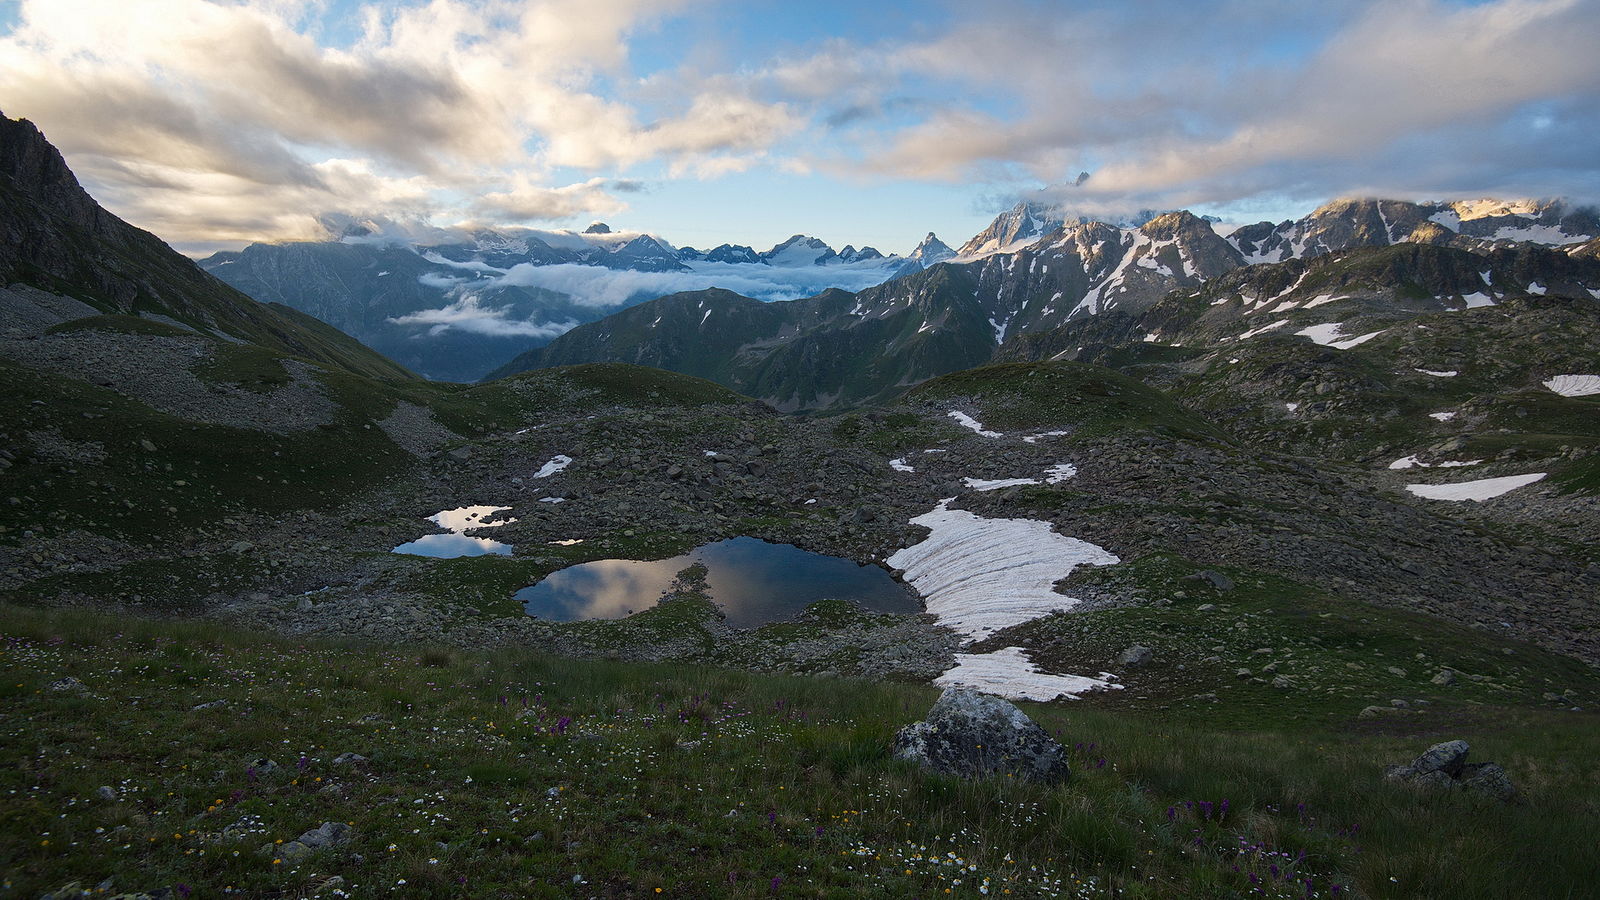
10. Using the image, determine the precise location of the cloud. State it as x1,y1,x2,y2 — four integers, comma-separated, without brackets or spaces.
0,0,794,249
490,259,911,309
471,176,628,225
769,0,1600,210
388,294,580,339
2,0,1597,251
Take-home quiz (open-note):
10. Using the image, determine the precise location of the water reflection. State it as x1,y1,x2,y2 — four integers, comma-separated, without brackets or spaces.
430,505,515,531
393,533,512,558
393,503,515,558
517,537,919,627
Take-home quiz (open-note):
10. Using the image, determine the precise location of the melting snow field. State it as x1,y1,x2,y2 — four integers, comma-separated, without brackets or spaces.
1543,374,1600,397
934,647,1122,702
886,499,1120,639
948,411,1002,438
961,463,1076,492
889,457,915,473
964,476,1040,491
1388,455,1481,470
1429,411,1457,422
1021,430,1070,444
1415,369,1458,377
1406,473,1547,501
1044,463,1077,483
1296,322,1385,350
534,454,573,478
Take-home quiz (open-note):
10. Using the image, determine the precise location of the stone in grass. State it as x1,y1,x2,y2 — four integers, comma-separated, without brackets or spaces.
1383,740,1518,802
893,688,1070,783
332,752,368,765
1118,645,1153,668
269,822,356,862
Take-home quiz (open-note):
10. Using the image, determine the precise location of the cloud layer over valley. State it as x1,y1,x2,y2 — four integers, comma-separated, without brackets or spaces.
2,0,1597,251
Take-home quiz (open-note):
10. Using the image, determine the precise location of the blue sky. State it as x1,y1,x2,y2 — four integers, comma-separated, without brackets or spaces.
2,0,1597,255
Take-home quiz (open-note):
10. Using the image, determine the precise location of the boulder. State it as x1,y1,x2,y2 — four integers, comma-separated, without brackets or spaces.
296,821,354,849
1459,763,1519,802
1118,645,1153,668
1383,740,1518,802
892,688,1070,783
1412,740,1470,777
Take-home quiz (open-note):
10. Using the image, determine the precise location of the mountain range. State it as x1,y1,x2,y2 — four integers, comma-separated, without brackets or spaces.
495,200,1600,408
4,109,1600,899
200,224,926,380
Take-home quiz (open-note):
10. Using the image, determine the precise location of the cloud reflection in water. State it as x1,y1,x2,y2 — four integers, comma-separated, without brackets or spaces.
518,537,918,627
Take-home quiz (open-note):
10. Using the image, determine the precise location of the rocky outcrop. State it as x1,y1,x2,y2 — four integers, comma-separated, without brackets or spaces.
1384,740,1519,802
893,688,1070,782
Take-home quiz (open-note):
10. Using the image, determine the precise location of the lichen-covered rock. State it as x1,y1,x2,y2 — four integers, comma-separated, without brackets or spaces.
1383,739,1518,802
892,687,1070,783
1459,762,1519,802
1412,740,1470,777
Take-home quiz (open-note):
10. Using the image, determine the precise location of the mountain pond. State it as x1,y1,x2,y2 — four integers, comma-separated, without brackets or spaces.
516,537,921,627
391,505,515,558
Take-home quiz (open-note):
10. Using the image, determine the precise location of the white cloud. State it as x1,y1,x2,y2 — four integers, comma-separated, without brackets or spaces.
388,294,580,339
491,259,910,309
2,0,1597,250
0,0,794,249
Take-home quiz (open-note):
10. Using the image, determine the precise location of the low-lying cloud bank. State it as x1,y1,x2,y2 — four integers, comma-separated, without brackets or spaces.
387,258,911,340
388,295,580,340
494,259,909,308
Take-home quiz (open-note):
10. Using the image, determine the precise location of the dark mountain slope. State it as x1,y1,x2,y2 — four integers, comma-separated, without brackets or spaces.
0,113,410,381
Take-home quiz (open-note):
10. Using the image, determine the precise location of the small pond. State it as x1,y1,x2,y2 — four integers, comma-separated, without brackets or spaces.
392,533,512,558
392,505,515,558
517,537,920,627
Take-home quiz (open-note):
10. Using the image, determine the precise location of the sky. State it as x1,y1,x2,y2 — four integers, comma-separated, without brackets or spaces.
1,0,1598,256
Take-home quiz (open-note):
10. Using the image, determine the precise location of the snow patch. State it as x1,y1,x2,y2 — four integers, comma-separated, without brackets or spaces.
1389,455,1482,470
964,476,1040,491
1458,292,1496,309
1044,463,1077,483
1296,323,1384,349
885,499,1120,639
934,647,1121,702
1021,430,1070,444
1429,411,1457,421
1406,473,1546,502
534,455,573,478
948,411,1001,438
1542,374,1600,397
889,457,915,473
1415,369,1458,377
1238,318,1289,340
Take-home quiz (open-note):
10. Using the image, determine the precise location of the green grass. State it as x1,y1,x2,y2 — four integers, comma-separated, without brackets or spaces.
44,315,195,338
907,361,1225,443
990,554,1600,730
2,604,1596,898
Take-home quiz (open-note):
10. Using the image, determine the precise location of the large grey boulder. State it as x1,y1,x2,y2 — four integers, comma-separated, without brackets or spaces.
1412,740,1470,777
892,688,1070,783
1383,740,1519,802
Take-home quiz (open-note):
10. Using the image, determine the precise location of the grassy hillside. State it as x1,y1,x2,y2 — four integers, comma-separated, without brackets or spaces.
3,603,1596,898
